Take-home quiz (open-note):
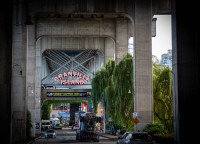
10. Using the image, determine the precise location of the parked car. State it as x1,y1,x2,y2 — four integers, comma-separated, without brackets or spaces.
117,131,133,144
128,132,156,144
42,120,51,131
44,129,56,139
50,117,62,129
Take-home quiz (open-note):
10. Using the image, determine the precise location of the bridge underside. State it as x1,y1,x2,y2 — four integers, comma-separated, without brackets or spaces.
40,49,101,126
41,49,101,102
2,0,199,144
41,49,100,87
7,0,188,143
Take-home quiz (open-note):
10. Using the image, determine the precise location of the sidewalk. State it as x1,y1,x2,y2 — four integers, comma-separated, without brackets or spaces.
100,132,118,139
26,133,43,144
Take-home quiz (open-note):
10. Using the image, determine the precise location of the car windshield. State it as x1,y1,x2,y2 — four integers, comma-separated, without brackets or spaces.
46,129,54,133
42,122,50,125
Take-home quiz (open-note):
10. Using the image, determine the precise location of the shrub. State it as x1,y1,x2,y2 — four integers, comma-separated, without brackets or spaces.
143,123,166,135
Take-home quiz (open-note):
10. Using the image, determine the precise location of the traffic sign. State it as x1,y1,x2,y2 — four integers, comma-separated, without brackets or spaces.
132,112,137,118
133,118,139,124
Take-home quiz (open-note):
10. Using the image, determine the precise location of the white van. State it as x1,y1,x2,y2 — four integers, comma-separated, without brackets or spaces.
50,117,62,129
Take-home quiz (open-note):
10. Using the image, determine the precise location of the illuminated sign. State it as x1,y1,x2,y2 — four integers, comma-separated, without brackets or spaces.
54,71,90,85
46,92,90,97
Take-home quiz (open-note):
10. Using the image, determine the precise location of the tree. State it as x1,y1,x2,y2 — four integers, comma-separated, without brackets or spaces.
42,101,50,120
111,53,134,130
92,53,134,130
153,63,173,133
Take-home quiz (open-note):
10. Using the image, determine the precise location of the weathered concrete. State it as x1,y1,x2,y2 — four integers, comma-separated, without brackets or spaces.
134,0,153,131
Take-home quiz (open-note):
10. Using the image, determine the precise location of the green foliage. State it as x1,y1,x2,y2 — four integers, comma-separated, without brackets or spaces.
92,58,115,113
143,122,166,135
91,55,173,134
92,68,107,112
112,53,134,129
26,110,33,140
153,63,173,133
42,101,50,120
92,53,134,130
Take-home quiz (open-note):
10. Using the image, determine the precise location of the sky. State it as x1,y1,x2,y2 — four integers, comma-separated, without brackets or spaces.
152,15,172,60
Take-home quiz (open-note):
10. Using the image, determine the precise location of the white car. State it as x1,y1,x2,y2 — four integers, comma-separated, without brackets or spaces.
117,131,133,144
44,129,56,139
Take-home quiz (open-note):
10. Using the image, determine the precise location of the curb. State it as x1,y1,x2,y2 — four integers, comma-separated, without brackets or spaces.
100,134,110,138
100,133,118,139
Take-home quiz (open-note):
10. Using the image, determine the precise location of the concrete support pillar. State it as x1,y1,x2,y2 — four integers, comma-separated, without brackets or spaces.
12,0,27,142
171,3,179,143
134,0,153,131
26,23,37,137
115,19,129,64
104,37,115,64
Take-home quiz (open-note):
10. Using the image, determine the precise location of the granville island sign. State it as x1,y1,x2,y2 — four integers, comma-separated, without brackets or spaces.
54,71,90,85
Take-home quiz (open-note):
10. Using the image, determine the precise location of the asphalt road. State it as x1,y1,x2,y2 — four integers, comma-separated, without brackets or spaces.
31,127,118,144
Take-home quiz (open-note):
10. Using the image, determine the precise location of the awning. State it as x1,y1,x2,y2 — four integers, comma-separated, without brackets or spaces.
58,112,70,118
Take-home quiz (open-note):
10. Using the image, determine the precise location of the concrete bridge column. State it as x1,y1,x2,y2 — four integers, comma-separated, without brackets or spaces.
104,37,115,64
12,1,27,142
115,19,129,64
134,0,153,131
12,0,38,139
26,22,37,137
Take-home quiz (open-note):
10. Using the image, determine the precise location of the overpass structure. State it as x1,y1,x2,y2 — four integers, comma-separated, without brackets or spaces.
1,0,199,144
11,0,151,139
8,0,170,142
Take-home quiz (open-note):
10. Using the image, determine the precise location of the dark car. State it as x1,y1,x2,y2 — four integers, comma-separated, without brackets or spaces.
44,129,56,139
128,132,156,144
